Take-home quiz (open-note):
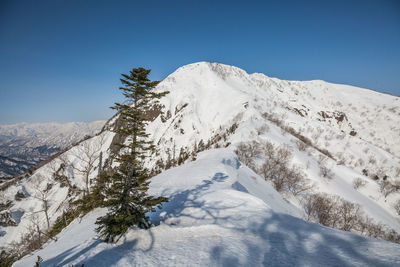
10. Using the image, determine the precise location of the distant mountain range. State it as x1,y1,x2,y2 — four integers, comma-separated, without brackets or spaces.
0,121,105,180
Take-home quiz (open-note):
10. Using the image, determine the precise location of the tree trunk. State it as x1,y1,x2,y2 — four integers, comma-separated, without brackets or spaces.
44,200,50,230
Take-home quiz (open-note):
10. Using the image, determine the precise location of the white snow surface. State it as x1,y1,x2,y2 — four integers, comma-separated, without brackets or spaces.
2,62,400,265
14,149,400,266
148,62,400,230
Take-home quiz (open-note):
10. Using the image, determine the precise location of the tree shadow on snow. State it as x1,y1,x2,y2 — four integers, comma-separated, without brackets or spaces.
41,239,140,267
42,172,231,266
41,170,398,266
209,212,399,266
150,172,243,226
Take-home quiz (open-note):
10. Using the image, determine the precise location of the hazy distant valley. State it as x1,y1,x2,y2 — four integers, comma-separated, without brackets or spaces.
0,121,105,181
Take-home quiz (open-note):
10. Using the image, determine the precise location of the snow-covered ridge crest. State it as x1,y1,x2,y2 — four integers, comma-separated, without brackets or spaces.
1,62,400,263
151,61,400,163
148,61,400,230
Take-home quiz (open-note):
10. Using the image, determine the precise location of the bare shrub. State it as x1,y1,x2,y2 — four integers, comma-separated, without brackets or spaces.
258,144,292,193
70,134,105,194
393,199,400,216
312,133,321,143
353,177,368,190
318,154,327,164
360,215,399,243
6,212,57,264
380,180,400,198
337,156,346,165
262,112,334,159
256,124,270,135
235,141,261,169
32,175,53,231
338,200,363,231
319,165,333,179
368,156,377,165
302,193,400,243
236,141,313,196
364,219,385,238
262,112,284,128
287,166,315,195
357,158,365,167
295,140,308,151
384,229,400,243
303,193,341,226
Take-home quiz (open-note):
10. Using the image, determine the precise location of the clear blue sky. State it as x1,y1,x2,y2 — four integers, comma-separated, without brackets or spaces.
0,0,399,124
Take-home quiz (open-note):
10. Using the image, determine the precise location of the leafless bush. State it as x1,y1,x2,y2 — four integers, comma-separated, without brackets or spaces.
262,112,334,159
272,164,314,196
319,165,333,179
312,133,321,143
363,219,385,238
303,193,400,243
235,141,262,169
262,112,284,128
30,174,54,231
393,199,400,216
256,124,270,135
236,141,314,196
380,180,400,198
339,200,363,231
258,143,292,192
353,177,368,190
295,140,308,151
6,212,57,263
70,134,105,194
337,156,346,165
318,155,327,164
356,158,364,167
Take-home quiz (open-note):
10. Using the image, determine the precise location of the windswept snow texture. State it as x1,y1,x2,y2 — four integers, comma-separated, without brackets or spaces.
14,149,400,267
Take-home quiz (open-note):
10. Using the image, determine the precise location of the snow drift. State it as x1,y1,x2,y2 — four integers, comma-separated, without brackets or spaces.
14,149,400,266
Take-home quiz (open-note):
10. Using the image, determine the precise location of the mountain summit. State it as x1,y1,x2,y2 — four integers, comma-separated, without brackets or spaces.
2,62,400,266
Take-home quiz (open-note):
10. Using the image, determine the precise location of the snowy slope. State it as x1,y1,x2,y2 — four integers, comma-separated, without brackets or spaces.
147,62,400,230
0,131,115,248
14,149,400,266
1,62,400,264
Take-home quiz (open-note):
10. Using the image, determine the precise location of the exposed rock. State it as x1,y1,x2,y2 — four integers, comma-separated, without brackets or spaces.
0,210,16,227
350,130,357,136
14,190,27,201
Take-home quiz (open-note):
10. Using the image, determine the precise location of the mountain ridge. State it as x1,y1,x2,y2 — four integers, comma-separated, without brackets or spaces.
1,62,400,265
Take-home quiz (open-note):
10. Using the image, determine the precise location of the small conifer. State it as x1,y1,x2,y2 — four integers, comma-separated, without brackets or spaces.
95,67,168,242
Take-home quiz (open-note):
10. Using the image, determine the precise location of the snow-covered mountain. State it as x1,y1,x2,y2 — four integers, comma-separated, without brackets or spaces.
0,121,105,180
2,62,400,266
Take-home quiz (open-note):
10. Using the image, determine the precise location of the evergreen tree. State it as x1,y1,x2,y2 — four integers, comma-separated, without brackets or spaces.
95,67,168,242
